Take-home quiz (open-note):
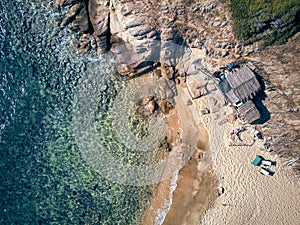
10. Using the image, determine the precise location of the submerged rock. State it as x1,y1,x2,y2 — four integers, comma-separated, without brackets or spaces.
89,0,110,53
60,3,84,28
142,96,154,106
143,100,156,115
157,100,174,114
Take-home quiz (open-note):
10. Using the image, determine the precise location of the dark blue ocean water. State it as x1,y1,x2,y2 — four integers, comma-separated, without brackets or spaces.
0,1,154,224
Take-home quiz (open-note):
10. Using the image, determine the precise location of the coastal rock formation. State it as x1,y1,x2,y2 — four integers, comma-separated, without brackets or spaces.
142,96,156,115
88,0,110,53
54,0,300,173
54,0,240,74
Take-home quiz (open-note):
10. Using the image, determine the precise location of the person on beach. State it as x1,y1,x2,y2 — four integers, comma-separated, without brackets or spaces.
231,127,244,141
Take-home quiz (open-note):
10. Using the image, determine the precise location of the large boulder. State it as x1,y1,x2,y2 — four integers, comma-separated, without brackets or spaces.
88,0,110,53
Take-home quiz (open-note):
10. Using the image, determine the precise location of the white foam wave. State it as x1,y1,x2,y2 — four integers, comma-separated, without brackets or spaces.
154,169,179,225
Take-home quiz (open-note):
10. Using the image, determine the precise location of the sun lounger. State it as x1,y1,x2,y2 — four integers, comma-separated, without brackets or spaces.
260,167,273,176
261,160,272,166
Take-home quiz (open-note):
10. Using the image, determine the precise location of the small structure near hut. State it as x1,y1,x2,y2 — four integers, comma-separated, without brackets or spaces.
236,101,260,125
215,63,261,124
252,155,263,166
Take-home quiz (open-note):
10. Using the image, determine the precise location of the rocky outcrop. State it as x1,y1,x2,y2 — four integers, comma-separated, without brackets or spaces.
54,0,239,75
54,0,300,174
109,1,159,75
60,3,84,28
71,4,90,33
88,0,110,53
142,96,156,115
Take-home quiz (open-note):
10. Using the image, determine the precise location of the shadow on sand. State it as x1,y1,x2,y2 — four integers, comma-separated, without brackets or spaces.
252,72,271,124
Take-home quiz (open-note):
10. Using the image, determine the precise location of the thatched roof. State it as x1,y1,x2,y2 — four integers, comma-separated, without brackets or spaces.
236,101,260,124
226,65,260,102
225,89,239,104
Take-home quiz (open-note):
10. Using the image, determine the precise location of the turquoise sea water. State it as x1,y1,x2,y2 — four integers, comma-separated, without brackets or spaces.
0,1,164,224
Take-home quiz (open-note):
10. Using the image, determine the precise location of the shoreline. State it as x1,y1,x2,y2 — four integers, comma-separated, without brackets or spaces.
4,1,299,224
162,87,218,225
142,84,218,225
142,71,300,225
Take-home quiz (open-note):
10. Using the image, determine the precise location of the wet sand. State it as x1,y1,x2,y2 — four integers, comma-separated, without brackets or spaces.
162,159,217,225
162,87,218,225
141,108,181,225
142,86,218,225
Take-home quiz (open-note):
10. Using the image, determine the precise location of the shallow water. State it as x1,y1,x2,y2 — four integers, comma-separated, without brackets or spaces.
0,1,155,224
0,1,197,224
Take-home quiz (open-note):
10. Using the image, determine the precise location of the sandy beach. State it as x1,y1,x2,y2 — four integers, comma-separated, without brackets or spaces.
142,85,218,225
183,81,300,225
199,86,300,225
143,76,300,225
162,87,218,225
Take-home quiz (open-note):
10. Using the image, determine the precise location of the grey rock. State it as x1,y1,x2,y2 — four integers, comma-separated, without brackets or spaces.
60,3,83,27
212,21,222,27
124,17,145,29
128,25,152,37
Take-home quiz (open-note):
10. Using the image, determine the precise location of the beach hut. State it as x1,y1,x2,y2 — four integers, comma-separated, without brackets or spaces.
217,64,261,124
226,65,260,102
220,65,261,104
252,155,263,166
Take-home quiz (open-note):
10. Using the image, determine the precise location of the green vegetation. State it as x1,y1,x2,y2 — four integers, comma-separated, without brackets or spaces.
229,0,300,45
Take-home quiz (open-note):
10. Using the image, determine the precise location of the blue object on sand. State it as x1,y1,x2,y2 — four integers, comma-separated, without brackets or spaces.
227,62,235,68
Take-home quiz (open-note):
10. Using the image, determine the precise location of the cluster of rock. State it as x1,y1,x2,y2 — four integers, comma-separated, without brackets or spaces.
54,0,252,73
127,94,174,153
53,0,256,101
54,0,300,174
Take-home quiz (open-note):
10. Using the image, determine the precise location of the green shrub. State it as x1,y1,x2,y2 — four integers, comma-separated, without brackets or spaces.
229,0,300,45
